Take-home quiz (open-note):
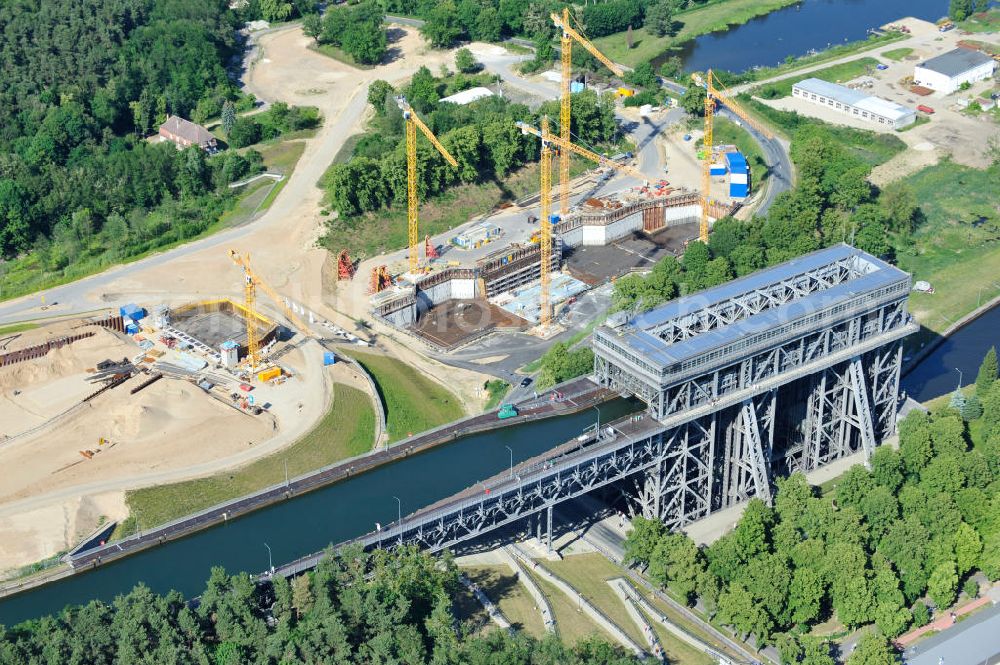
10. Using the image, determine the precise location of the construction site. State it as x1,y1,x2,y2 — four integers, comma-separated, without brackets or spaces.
0,12,776,574
342,13,769,353
0,247,375,573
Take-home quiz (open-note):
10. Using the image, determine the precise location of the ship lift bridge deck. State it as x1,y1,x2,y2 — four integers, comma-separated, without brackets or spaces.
295,245,916,559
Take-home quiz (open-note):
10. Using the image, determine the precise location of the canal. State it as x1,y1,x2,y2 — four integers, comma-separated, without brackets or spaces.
902,304,1000,403
0,399,636,626
667,0,948,74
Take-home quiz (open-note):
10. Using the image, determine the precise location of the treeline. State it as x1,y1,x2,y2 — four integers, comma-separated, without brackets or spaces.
625,349,1000,662
226,102,322,148
612,121,918,312
380,0,708,46
324,70,617,218
303,2,388,65
0,546,642,665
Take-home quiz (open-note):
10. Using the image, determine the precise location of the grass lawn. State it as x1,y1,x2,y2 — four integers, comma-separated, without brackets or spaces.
704,118,769,188
958,8,1000,33
547,554,646,646
462,565,547,638
483,380,511,411
894,161,1000,344
592,0,799,68
755,57,881,98
309,43,375,69
522,566,608,646
350,350,463,441
0,322,40,336
882,47,914,61
118,383,374,534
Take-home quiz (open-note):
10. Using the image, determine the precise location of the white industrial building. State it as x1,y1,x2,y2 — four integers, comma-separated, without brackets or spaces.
439,87,495,105
914,47,996,94
791,78,917,129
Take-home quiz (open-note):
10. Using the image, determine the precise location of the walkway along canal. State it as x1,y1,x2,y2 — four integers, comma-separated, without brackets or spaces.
0,389,636,626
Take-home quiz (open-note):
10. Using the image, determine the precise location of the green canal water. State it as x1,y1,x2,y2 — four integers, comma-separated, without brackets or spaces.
0,399,636,626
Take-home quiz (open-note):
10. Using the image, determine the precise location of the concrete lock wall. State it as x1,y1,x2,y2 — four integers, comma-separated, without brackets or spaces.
452,278,476,300
664,204,701,223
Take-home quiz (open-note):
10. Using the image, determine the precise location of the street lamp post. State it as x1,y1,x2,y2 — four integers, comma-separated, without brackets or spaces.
393,496,402,545
505,445,513,479
956,367,964,390
264,542,274,574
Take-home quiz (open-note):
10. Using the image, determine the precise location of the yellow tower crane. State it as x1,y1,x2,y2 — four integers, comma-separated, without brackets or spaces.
551,8,625,218
517,119,648,328
396,95,459,275
229,249,313,370
691,70,773,243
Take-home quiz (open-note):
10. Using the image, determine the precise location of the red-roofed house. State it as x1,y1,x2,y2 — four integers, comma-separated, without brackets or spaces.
158,115,218,152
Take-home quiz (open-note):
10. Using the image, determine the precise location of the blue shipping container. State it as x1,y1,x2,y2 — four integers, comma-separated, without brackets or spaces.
724,151,747,173
323,351,337,366
570,81,585,93
710,164,727,176
119,303,145,321
729,183,749,198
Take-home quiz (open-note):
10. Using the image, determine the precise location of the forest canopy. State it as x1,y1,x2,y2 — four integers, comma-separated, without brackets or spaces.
0,0,246,261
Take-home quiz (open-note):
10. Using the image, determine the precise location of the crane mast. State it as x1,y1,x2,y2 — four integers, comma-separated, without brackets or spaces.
551,8,625,218
517,118,649,328
396,96,459,274
693,69,773,243
539,117,553,328
229,249,313,370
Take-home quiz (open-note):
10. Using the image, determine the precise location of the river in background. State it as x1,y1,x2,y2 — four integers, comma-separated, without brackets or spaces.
0,399,636,626
660,0,948,73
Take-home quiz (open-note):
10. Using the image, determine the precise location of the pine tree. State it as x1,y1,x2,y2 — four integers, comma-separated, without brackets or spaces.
976,346,997,396
222,100,236,136
949,388,967,412
962,394,984,421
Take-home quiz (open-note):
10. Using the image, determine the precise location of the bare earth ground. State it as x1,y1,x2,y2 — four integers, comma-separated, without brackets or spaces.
0,27,500,571
0,318,337,572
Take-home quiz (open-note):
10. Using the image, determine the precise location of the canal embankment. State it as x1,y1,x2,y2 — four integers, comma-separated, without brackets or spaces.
0,375,613,601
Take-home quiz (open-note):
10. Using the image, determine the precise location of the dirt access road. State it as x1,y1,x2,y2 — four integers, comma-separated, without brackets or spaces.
0,26,493,572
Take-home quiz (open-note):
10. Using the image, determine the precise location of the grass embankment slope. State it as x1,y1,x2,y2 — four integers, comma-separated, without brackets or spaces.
592,0,799,68
741,97,906,166
700,118,768,187
120,384,375,533
754,57,881,98
320,155,594,260
895,161,1000,345
351,350,463,441
461,565,547,638
547,554,715,665
1,136,309,303
882,47,914,61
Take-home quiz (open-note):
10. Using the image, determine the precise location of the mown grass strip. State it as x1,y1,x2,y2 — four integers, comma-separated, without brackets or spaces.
120,383,374,532
351,350,463,441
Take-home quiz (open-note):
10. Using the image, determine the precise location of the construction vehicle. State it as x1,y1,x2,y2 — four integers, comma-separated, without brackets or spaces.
516,118,649,328
337,250,355,280
690,70,774,243
497,403,519,419
396,96,459,274
551,7,626,218
229,249,313,370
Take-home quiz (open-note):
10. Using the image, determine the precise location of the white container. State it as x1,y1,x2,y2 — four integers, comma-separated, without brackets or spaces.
730,172,749,185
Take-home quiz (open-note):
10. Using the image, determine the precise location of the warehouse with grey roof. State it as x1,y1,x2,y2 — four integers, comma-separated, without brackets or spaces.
913,47,996,94
791,77,916,129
